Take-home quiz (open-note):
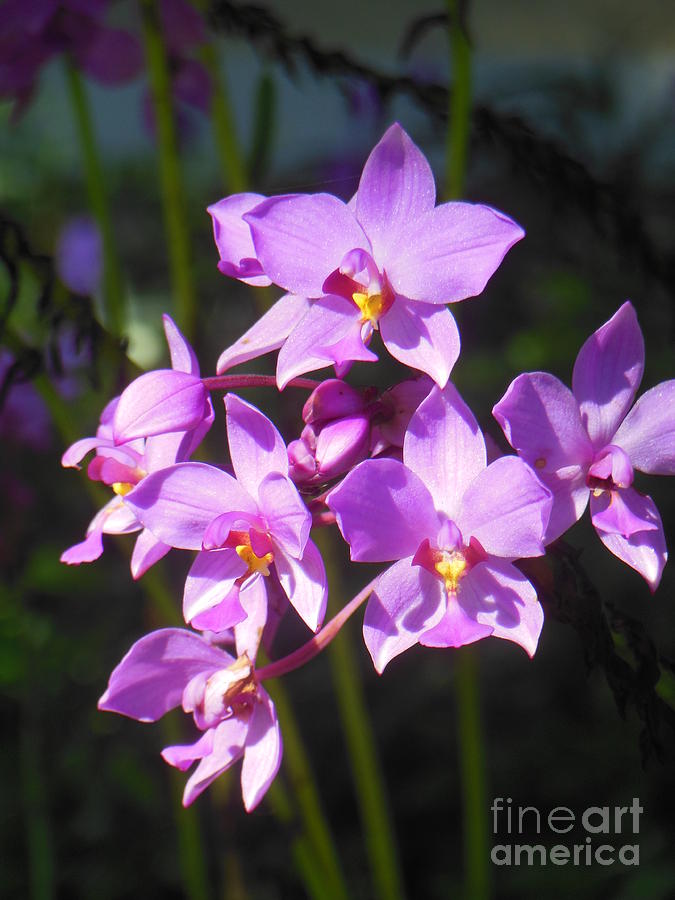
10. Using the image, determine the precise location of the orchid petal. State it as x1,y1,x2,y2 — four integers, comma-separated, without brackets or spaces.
590,486,659,539
614,380,675,475
216,293,311,374
99,628,230,722
594,502,667,592
207,192,272,286
182,718,247,806
61,525,104,565
386,202,524,304
258,472,311,559
235,575,269,659
419,600,493,648
112,369,208,444
572,301,644,448
274,539,327,633
162,729,215,772
380,297,460,387
404,383,486,519
458,456,552,558
130,528,171,579
245,193,370,297
242,694,282,811
225,394,288,494
183,550,248,625
327,458,440,562
363,558,444,673
163,313,199,375
62,437,104,468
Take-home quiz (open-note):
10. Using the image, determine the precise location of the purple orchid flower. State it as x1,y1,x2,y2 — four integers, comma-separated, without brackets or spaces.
61,315,214,576
123,394,328,639
493,301,673,590
209,123,524,388
0,0,143,120
99,628,281,810
326,383,552,672
55,216,103,297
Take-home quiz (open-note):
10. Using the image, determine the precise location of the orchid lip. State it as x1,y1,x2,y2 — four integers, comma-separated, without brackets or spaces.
412,528,488,596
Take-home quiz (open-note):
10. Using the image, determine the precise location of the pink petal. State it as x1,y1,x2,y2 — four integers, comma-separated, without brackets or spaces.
125,462,256,550
99,628,230,722
225,394,289,496
258,472,311,559
590,486,659,539
241,693,282,811
493,372,594,471
207,192,272,286
163,313,199,375
380,297,460,387
245,193,370,297
464,559,544,657
130,528,171,579
355,123,435,265
385,201,524,304
457,456,552,558
572,301,644,448
182,718,248,806
112,369,208,444
61,525,105,565
183,550,248,625
274,539,327,633
595,504,667,592
404,383,486,520
216,293,311,374
235,575,269,659
539,467,590,543
162,729,215,772
62,436,104,468
363,558,444,673
276,294,376,389
614,380,675,475
327,458,440,562
419,601,494,648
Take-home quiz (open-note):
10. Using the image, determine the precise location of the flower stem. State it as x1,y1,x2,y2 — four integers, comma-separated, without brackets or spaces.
455,648,491,900
257,575,378,682
444,0,472,200
64,60,125,336
202,43,247,193
139,0,197,342
202,374,320,392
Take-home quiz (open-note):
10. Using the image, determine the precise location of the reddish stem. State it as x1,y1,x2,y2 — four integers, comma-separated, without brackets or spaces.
256,574,381,681
202,374,320,391
311,509,337,528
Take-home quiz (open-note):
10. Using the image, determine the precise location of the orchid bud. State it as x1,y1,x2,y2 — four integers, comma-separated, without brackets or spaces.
302,378,366,425
288,437,316,483
315,414,370,478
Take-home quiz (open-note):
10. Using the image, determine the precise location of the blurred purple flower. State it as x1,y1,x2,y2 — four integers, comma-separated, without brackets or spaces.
55,216,102,296
493,301,673,590
327,383,552,671
99,628,282,810
0,351,51,450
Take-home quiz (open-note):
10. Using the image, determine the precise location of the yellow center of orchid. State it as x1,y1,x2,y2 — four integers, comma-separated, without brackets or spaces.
112,481,135,496
434,551,467,594
236,543,274,577
352,290,387,325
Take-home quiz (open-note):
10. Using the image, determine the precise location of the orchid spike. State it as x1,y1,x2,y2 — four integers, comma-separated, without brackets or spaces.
327,383,552,672
99,628,282,810
211,122,524,388
493,301,673,590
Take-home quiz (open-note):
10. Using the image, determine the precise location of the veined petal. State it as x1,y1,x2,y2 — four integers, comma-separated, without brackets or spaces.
163,314,199,375
207,192,272,286
216,293,311,374
235,575,269,659
385,201,524,304
242,693,282,811
595,505,667,592
61,525,105,565
258,472,311,559
112,369,208,444
419,601,493,648
225,394,289,495
327,458,440,562
62,436,104,468
182,718,248,807
539,466,590,543
245,193,370,297
125,462,256,550
380,297,460,387
274,539,327,633
404,383,486,520
276,294,376,389
466,559,544,657
614,380,675,475
572,301,644,448
590,487,659,539
99,628,230,722
493,372,594,471
363,558,444,673
162,729,215,772
130,528,171,580
356,123,435,265
183,550,248,625
457,456,552,558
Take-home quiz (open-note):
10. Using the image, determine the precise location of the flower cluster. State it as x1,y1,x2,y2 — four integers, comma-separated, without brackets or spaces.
63,124,674,811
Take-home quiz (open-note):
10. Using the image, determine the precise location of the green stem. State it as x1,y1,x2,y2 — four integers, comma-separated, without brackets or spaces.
262,676,350,900
20,696,55,900
318,536,406,900
139,0,197,341
200,41,247,193
444,0,472,200
455,649,491,900
64,61,125,335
